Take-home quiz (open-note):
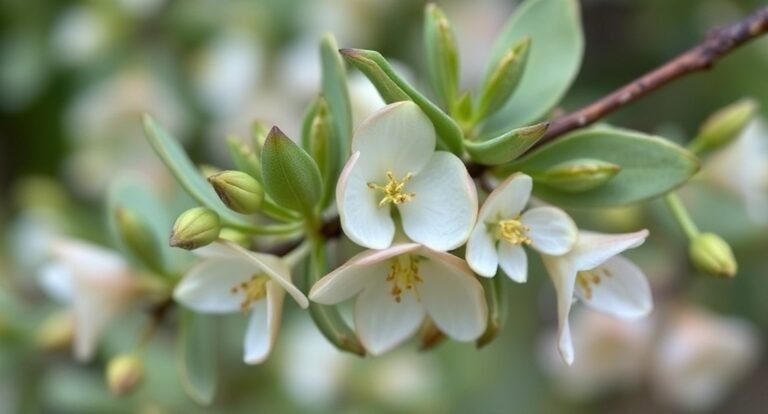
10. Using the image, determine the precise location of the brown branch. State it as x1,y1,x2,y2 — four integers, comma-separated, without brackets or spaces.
536,5,768,146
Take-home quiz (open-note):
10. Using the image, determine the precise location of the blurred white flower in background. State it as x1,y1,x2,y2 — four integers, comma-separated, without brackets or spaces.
652,306,761,412
50,6,110,67
703,118,768,224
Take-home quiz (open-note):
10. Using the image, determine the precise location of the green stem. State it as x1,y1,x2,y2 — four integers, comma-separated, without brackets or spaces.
664,192,700,240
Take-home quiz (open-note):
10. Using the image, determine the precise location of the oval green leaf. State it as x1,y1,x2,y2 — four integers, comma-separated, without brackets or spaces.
508,126,701,208
482,0,583,134
177,311,218,405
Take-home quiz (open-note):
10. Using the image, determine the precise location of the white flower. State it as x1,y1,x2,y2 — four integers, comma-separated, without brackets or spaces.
174,241,309,364
651,307,761,412
466,173,577,281
309,243,487,355
541,230,653,365
337,101,477,251
704,118,768,224
40,239,143,361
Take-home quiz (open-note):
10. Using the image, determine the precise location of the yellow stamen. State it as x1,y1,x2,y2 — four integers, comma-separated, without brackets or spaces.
576,267,614,300
386,255,422,303
230,274,270,313
368,171,416,207
495,218,532,245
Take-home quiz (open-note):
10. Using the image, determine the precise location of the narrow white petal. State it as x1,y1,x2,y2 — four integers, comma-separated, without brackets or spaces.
498,243,528,283
227,244,308,309
49,239,129,280
354,277,426,355
572,230,649,271
521,206,578,255
419,251,487,342
542,254,577,365
193,241,241,259
466,226,499,277
38,263,75,303
575,256,653,319
337,151,396,250
309,244,421,304
399,152,478,251
174,257,255,313
351,101,435,179
243,281,284,364
479,174,532,222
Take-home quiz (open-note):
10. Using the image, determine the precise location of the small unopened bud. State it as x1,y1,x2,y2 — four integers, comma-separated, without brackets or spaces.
36,311,74,351
115,207,163,272
689,232,738,278
106,353,144,397
170,207,220,250
534,158,621,193
689,99,758,154
208,171,264,214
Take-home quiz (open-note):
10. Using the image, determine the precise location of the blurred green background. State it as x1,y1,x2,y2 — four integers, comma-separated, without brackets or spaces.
1,0,767,413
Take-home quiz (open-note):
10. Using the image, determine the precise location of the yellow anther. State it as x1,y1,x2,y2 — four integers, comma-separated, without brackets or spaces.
386,255,422,303
576,267,613,300
495,218,532,245
368,171,416,207
230,274,270,313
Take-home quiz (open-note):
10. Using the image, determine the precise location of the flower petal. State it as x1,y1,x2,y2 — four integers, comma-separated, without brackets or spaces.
521,206,578,255
351,101,435,180
39,263,74,303
466,226,499,277
173,257,254,313
228,244,308,309
542,254,577,365
419,250,487,342
243,281,284,364
498,243,527,283
354,276,426,355
571,230,649,271
49,239,129,280
478,173,532,224
337,151,396,250
399,152,478,251
309,244,421,304
575,256,653,319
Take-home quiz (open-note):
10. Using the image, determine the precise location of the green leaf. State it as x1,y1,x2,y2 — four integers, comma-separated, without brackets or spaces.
477,275,506,348
177,311,218,405
261,127,323,217
476,37,530,120
301,97,338,209
319,34,353,163
424,3,459,110
341,48,464,155
143,116,255,228
226,137,262,182
507,126,700,208
688,98,758,154
465,122,548,165
483,0,583,134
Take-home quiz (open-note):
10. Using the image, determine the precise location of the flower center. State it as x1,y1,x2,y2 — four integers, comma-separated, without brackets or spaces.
494,218,532,245
576,267,614,300
386,255,422,303
230,274,270,312
368,171,416,207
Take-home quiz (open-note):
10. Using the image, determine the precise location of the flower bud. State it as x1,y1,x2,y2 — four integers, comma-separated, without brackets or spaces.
424,3,459,109
106,353,144,397
306,98,333,178
208,170,264,214
476,37,531,119
114,207,163,272
688,99,758,154
36,311,74,351
689,233,738,278
170,207,220,250
534,158,621,193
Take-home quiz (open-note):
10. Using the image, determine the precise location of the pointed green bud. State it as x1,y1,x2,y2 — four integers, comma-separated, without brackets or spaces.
106,353,144,397
424,3,459,109
261,127,323,217
689,232,738,278
208,171,264,214
476,37,531,119
465,122,548,165
307,98,333,178
226,136,262,182
170,207,220,250
533,158,621,193
688,99,758,154
114,207,164,272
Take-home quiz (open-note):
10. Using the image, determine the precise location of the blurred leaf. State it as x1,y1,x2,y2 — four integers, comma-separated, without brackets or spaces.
530,158,621,193
466,122,548,165
177,311,218,405
424,3,459,110
261,127,323,217
477,275,506,348
483,0,583,133
301,97,338,209
227,137,262,182
476,37,530,120
507,126,700,208
342,48,464,154
688,98,758,154
320,34,352,162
